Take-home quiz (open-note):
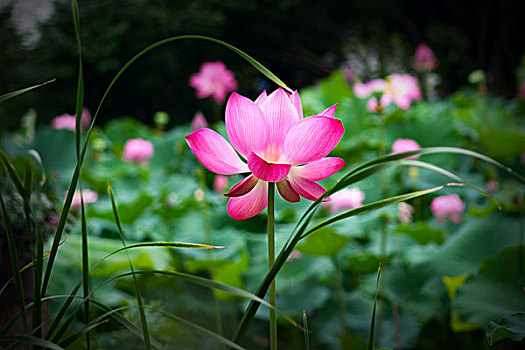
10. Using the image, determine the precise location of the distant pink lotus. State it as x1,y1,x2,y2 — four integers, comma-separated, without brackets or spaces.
51,107,92,131
355,74,421,110
392,138,421,160
70,189,98,209
381,74,422,110
398,202,414,223
214,175,229,194
191,111,208,130
189,61,238,104
122,138,154,164
325,187,365,214
431,194,465,223
186,88,346,220
414,43,438,72
354,79,388,99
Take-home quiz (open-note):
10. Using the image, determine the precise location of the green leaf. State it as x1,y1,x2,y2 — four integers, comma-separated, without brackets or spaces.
481,129,525,160
453,246,525,327
0,79,55,103
297,227,349,256
394,223,445,245
486,312,525,345
0,335,64,350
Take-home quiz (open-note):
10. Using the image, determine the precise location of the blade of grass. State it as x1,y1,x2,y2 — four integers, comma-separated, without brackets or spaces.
367,264,382,350
107,183,151,350
233,146,523,342
80,189,91,349
0,79,55,103
41,33,291,300
303,310,310,350
151,308,246,350
0,194,28,332
0,335,64,350
71,2,90,347
233,184,450,342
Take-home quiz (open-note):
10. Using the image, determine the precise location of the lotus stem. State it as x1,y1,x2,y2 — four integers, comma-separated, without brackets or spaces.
268,182,277,350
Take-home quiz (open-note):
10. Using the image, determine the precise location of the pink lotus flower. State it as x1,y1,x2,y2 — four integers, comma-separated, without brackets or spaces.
381,74,422,110
431,194,465,223
398,202,414,223
414,43,438,72
214,175,229,194
392,138,421,160
186,88,346,220
366,97,379,112
325,187,365,214
191,111,208,130
122,138,154,164
70,189,98,209
486,180,499,192
51,107,92,131
189,61,238,104
353,79,388,98
355,74,421,110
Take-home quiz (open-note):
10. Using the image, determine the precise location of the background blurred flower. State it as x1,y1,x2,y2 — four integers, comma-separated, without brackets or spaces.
366,97,379,112
353,79,387,98
381,74,422,109
191,111,208,130
189,61,238,104
325,187,365,214
186,88,345,220
70,189,98,209
431,194,465,223
122,138,154,163
398,202,414,223
51,107,92,131
392,138,421,159
486,180,499,192
414,43,438,72
214,175,229,194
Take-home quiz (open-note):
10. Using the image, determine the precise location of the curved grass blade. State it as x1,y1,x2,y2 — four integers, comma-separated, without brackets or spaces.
108,183,151,350
26,149,46,186
233,184,449,342
367,264,382,350
151,308,246,350
41,33,291,299
0,194,28,332
45,282,82,340
71,1,90,345
0,79,55,103
234,147,522,339
0,335,64,350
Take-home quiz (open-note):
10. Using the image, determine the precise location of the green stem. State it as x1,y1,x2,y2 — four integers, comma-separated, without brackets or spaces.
332,257,348,338
201,168,223,339
268,183,277,350
376,110,388,345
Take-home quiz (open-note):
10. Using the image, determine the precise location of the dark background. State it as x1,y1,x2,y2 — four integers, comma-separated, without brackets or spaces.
1,0,524,131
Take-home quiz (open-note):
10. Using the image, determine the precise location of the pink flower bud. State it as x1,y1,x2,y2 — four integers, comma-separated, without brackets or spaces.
213,175,229,194
398,202,414,223
191,111,208,130
122,138,154,164
431,194,465,223
414,43,438,72
69,189,98,210
189,61,238,104
325,188,365,214
392,138,421,160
